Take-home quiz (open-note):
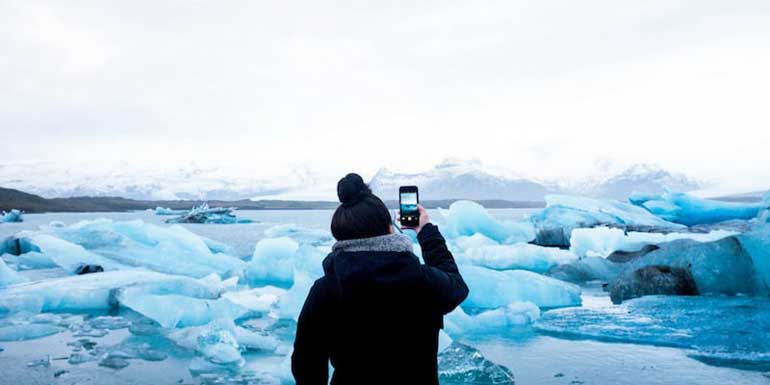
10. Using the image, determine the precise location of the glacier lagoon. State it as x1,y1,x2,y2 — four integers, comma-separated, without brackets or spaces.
1,206,770,385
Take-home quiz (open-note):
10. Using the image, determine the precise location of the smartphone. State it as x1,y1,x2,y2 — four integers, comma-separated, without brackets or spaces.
399,186,419,227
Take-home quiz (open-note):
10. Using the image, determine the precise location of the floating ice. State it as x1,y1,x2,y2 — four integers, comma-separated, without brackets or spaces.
438,342,516,385
529,195,684,247
0,258,27,286
617,236,759,296
154,207,185,216
264,224,334,247
444,302,540,336
165,204,252,224
1,209,23,223
460,242,577,273
168,318,279,367
630,191,767,226
244,237,299,287
221,286,285,313
546,256,622,283
118,289,247,328
535,295,770,368
439,200,535,244
0,323,60,341
18,219,246,278
569,226,737,258
738,224,770,293
0,270,226,314
460,265,581,309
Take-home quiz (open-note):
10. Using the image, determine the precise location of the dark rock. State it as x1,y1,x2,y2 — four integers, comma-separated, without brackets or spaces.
610,265,698,304
75,264,104,275
438,342,515,384
607,244,660,263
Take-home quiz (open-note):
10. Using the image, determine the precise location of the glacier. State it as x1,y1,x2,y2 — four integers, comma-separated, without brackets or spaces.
630,190,768,226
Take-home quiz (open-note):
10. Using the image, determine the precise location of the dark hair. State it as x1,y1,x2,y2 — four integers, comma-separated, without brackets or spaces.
331,173,392,241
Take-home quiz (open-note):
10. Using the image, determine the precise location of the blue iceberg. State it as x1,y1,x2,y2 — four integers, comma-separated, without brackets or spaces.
529,195,684,247
1,209,23,223
630,190,768,226
154,207,186,215
0,258,27,287
439,200,535,244
460,265,581,309
453,239,578,273
165,204,253,224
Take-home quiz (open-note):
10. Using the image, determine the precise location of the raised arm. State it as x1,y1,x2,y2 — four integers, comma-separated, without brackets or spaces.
401,205,469,314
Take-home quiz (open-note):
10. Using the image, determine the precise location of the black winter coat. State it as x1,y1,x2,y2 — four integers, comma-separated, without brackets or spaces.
291,223,469,385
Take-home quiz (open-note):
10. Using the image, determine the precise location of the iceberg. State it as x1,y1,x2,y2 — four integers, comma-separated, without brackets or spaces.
0,323,61,341
444,302,540,336
168,318,279,367
546,256,622,283
1,209,23,223
569,226,737,258
117,289,247,328
165,204,253,224
630,190,767,226
0,257,27,286
459,242,577,273
439,200,535,244
19,219,246,279
438,342,516,385
244,237,299,287
737,224,770,293
154,207,185,215
529,195,684,247
460,265,581,309
613,236,759,297
0,270,226,314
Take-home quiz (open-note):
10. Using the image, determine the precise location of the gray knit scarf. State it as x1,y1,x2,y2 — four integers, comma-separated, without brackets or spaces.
332,233,414,253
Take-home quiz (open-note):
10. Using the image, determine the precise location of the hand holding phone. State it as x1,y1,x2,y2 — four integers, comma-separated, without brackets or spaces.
398,186,429,233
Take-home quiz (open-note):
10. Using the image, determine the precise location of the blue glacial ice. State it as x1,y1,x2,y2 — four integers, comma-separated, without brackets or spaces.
529,195,685,247
18,219,246,278
535,295,770,368
569,226,737,258
460,265,581,309
439,200,535,244
1,209,23,223
444,301,540,337
165,204,253,224
118,289,247,328
0,322,60,341
154,206,186,215
630,190,768,226
453,239,577,273
0,258,27,286
244,237,299,287
737,223,770,293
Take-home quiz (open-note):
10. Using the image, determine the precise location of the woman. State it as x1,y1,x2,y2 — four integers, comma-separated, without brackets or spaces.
292,173,469,385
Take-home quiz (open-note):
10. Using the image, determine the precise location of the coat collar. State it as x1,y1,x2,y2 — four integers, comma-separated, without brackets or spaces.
332,233,413,253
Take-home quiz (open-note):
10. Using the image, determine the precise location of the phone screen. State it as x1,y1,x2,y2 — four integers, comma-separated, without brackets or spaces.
399,186,419,227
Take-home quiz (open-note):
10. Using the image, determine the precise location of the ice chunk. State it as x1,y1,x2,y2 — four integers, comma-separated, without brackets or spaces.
0,270,225,314
278,271,315,320
630,190,766,226
0,323,61,341
438,342,515,385
1,209,23,223
244,237,299,287
530,195,684,247
738,224,770,293
221,286,285,313
445,302,540,336
165,204,252,224
26,219,246,278
439,200,535,244
168,318,278,366
461,243,577,273
569,226,737,258
0,258,27,286
118,288,247,328
535,295,770,368
619,236,759,296
546,256,622,283
460,265,581,309
154,207,185,216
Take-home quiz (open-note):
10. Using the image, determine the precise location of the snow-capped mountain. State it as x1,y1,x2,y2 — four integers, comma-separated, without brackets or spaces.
369,158,559,201
369,160,702,202
0,161,321,201
572,163,701,200
0,159,702,202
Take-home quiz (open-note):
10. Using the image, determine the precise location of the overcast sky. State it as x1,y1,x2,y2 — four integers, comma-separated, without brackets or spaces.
2,1,769,192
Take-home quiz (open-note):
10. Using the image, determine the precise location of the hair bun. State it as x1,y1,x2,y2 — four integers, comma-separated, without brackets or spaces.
337,173,371,206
